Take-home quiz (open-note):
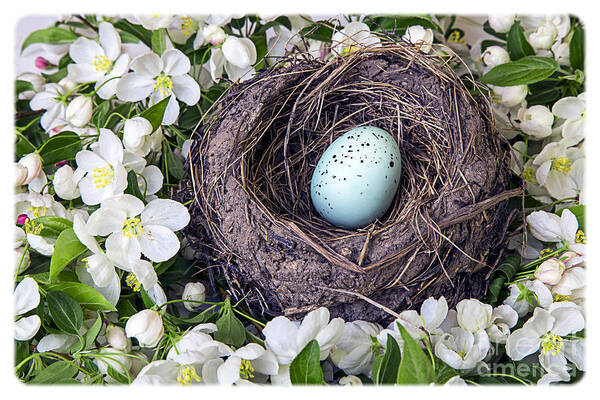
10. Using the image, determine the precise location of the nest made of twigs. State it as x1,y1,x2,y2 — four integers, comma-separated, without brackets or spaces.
180,39,520,323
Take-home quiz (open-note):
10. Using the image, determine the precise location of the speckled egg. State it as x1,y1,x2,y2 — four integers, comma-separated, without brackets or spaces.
310,126,402,229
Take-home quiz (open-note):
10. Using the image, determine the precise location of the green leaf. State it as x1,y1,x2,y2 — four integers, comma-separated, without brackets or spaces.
506,22,535,61
289,340,323,385
119,30,140,44
558,204,585,232
373,334,401,384
213,300,246,347
483,20,507,40
151,28,167,55
45,282,117,311
83,312,103,350
31,216,73,238
526,80,566,106
106,365,130,384
434,357,460,384
38,131,83,166
29,361,78,384
125,170,145,201
480,56,559,87
138,96,170,131
396,323,435,385
486,253,521,306
91,100,111,128
46,291,83,335
113,20,152,47
16,80,34,97
300,22,335,43
21,27,78,52
481,39,506,52
570,26,584,71
49,228,87,281
164,145,185,180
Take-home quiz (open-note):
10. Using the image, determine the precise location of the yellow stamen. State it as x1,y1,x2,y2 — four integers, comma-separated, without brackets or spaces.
125,273,142,292
448,30,467,45
541,333,563,356
341,45,360,56
177,365,202,385
91,166,114,188
122,217,143,238
554,294,571,302
551,157,572,174
28,206,47,218
154,74,173,96
575,230,586,244
24,219,44,235
92,55,112,73
82,257,89,270
180,16,196,35
239,359,255,380
538,248,554,258
523,167,538,184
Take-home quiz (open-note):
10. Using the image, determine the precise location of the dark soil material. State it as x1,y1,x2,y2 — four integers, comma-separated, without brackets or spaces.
180,44,519,324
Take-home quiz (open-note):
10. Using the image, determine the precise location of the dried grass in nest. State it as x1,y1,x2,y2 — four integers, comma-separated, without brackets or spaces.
179,38,521,323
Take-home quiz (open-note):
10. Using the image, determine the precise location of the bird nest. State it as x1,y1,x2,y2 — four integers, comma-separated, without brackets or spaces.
180,40,520,323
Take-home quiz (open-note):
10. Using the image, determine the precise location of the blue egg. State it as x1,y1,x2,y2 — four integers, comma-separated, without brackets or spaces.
310,126,402,229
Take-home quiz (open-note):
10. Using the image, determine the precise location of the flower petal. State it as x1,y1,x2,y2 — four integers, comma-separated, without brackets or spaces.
15,315,41,341
67,63,105,83
552,97,585,119
171,74,200,105
99,22,121,61
98,129,124,166
14,277,40,315
69,37,104,65
87,207,126,236
141,198,190,231
161,49,191,76
139,224,180,262
116,73,155,102
131,52,163,76
217,356,241,385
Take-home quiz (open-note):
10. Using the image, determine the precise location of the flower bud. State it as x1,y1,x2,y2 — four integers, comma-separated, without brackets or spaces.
488,15,515,34
123,117,153,152
14,247,31,275
529,21,558,50
552,41,570,66
18,153,43,185
203,24,226,46
535,258,565,285
492,85,528,107
53,164,81,200
125,309,164,348
15,163,28,186
106,325,131,352
34,56,53,70
65,96,93,127
58,77,78,93
456,299,492,333
339,375,363,386
16,214,29,225
559,251,584,269
518,105,554,138
403,25,434,53
482,45,511,68
182,282,206,311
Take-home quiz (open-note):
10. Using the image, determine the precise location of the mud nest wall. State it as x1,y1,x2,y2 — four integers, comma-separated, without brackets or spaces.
181,42,519,323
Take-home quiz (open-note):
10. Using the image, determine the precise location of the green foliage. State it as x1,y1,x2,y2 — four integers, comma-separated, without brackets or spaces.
125,170,145,201
151,29,167,56
38,131,83,166
46,291,84,335
480,56,559,86
31,216,73,238
558,204,585,231
138,96,170,131
486,253,521,305
49,228,87,281
45,282,116,311
372,334,401,384
113,19,152,47
289,340,323,385
396,324,435,384
506,22,535,61
213,299,246,347
21,27,78,52
570,26,585,71
29,361,79,384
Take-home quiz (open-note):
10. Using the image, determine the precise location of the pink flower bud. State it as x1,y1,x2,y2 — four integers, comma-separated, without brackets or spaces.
18,153,43,185
55,160,68,167
34,56,53,70
15,163,28,186
534,258,565,285
17,214,29,225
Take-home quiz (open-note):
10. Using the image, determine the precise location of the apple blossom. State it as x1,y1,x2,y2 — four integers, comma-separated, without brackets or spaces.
75,128,128,205
263,307,344,365
126,309,164,348
65,95,93,127
17,153,43,186
435,327,490,370
488,15,515,33
167,15,201,45
552,94,585,146
209,36,258,83
14,277,41,341
527,209,585,254
486,305,518,344
529,21,558,50
126,15,174,30
552,267,585,297
482,46,510,68
106,325,131,352
552,40,570,66
504,279,553,317
491,85,528,107
329,320,382,375
535,258,566,285
533,141,584,201
456,299,493,333
53,164,83,200
402,25,434,53
116,49,201,125
203,24,226,46
182,282,206,311
518,104,554,139
211,343,279,385
37,333,78,353
29,83,69,132
332,22,381,55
